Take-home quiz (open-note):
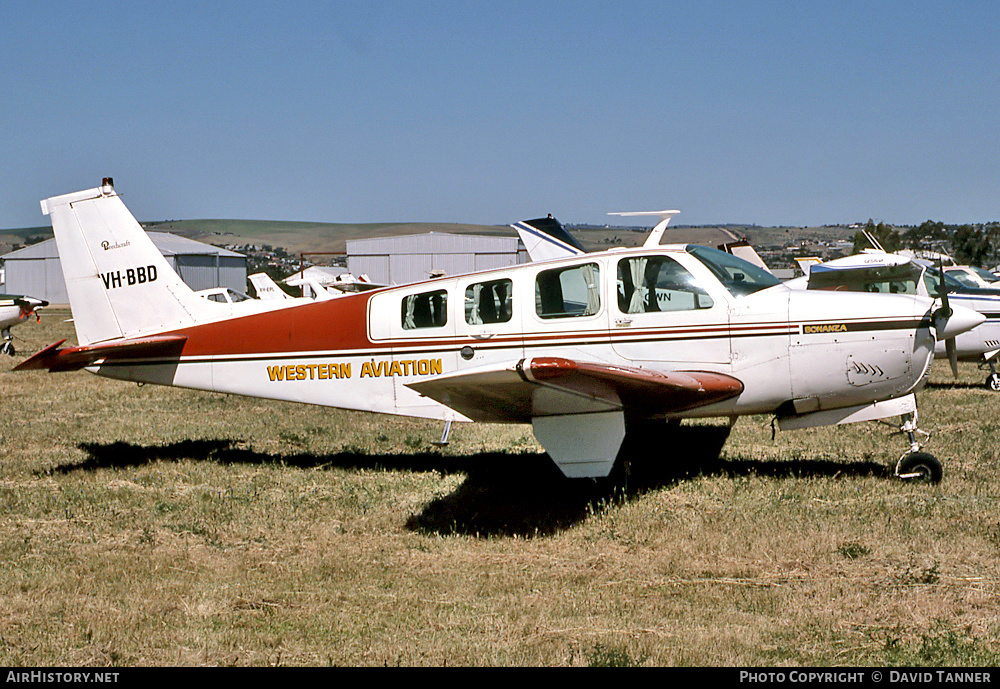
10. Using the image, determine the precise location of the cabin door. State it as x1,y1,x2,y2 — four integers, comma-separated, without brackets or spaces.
609,255,731,365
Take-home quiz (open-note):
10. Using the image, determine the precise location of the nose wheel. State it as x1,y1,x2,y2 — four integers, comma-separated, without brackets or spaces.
986,372,1000,392
896,451,943,483
892,412,942,484
980,356,1000,391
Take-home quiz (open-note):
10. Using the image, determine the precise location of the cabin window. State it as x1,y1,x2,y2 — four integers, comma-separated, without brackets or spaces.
466,278,513,325
617,256,714,313
535,263,601,319
401,289,448,329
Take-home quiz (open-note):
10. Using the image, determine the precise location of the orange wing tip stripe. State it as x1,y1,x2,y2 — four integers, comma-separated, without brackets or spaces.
523,356,744,411
526,356,743,392
14,335,188,372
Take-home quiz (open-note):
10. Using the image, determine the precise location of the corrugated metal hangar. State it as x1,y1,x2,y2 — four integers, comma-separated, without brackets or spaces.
1,232,246,304
346,232,527,286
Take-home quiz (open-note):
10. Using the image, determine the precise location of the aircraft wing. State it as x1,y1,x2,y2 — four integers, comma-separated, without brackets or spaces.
807,262,924,291
14,336,188,372
406,356,743,424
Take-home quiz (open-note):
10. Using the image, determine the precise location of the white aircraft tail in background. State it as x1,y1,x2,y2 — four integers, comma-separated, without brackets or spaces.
511,215,585,262
248,272,293,300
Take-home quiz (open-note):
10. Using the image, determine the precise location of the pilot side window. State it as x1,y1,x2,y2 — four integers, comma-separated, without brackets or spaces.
617,256,714,313
401,289,448,329
466,278,512,325
536,263,601,319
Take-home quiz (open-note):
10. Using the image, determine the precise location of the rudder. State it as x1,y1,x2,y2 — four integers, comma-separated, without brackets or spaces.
41,178,215,345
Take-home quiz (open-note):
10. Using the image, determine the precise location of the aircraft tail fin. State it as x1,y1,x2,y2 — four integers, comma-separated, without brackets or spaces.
248,272,292,300
718,240,772,274
794,256,823,275
40,179,215,345
512,216,585,262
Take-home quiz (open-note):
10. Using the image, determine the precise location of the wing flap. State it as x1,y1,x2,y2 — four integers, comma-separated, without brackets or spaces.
407,356,743,423
14,335,188,372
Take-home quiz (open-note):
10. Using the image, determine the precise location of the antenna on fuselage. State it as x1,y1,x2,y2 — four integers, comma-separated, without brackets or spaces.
862,228,886,252
608,210,681,248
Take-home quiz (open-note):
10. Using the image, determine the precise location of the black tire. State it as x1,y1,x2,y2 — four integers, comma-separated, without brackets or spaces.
986,374,1000,392
897,452,943,484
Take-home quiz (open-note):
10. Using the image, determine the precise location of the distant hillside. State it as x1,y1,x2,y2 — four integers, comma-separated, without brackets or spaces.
0,226,51,255
0,217,863,265
142,219,515,256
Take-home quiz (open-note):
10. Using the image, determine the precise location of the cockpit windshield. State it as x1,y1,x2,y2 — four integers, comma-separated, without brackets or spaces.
687,245,782,297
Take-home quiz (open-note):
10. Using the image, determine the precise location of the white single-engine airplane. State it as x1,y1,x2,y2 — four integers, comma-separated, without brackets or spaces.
1,293,47,356
17,181,986,484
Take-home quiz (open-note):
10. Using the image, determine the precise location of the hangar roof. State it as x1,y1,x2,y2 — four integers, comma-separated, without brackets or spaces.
1,232,242,260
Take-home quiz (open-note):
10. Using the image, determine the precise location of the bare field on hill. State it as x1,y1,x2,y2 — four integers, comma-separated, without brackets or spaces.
1,311,999,666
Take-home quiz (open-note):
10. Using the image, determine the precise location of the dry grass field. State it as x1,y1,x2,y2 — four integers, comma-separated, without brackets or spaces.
1,309,999,666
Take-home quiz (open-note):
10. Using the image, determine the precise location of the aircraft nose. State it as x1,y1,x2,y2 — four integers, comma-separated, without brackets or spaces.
938,303,985,339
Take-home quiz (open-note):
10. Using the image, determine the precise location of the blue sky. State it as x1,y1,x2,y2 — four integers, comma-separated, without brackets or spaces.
2,1,999,230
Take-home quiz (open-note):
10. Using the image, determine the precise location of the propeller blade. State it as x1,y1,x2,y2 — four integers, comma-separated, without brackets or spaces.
931,258,953,341
937,259,951,317
947,337,959,378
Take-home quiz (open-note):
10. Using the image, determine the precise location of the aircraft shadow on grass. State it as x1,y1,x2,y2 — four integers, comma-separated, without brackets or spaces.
50,426,890,538
924,380,990,391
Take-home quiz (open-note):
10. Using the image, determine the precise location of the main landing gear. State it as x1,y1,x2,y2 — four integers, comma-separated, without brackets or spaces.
1,328,14,357
892,411,942,484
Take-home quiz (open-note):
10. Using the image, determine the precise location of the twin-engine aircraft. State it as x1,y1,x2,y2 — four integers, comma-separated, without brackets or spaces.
16,180,986,483
1,293,47,356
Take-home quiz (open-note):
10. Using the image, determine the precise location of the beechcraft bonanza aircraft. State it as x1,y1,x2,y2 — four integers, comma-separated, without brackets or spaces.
16,181,986,483
1,293,47,356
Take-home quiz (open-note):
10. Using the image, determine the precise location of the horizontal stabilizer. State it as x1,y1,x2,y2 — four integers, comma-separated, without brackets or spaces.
608,210,680,248
14,335,188,372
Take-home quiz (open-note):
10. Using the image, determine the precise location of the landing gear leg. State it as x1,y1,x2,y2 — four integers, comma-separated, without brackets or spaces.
893,411,942,483
431,419,453,447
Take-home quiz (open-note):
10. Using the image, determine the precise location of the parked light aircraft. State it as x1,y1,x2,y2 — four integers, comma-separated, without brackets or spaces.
286,268,381,294
1,294,47,356
16,181,986,484
249,271,381,302
945,265,1000,290
195,286,255,305
249,272,330,301
786,251,1000,391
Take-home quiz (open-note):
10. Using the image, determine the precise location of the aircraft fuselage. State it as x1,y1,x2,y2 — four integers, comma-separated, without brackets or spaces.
86,245,939,426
